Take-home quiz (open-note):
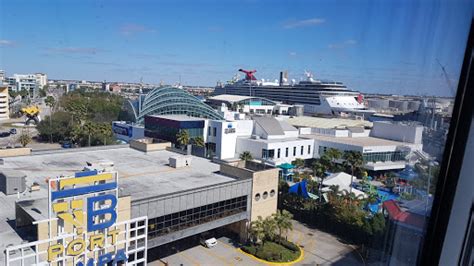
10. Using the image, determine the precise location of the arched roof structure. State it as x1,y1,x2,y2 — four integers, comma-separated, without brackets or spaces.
133,87,224,123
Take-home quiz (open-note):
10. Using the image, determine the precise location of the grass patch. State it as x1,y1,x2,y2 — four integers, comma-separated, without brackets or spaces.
241,240,301,262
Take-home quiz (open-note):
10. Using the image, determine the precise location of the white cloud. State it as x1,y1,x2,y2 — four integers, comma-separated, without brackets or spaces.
120,24,156,36
283,18,325,29
0,40,16,47
289,51,297,56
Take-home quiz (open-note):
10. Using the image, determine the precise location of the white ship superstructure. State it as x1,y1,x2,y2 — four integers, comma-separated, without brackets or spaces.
214,69,375,116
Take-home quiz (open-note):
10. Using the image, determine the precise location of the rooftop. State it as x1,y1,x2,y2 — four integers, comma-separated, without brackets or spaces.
1,146,235,208
301,133,412,147
208,94,275,104
283,116,373,129
149,114,207,121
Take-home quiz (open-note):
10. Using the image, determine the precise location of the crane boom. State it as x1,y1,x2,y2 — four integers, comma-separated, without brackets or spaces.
436,59,455,94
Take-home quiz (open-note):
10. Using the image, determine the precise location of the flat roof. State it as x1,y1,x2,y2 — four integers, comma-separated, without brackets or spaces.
283,116,373,129
149,114,206,121
301,133,411,147
208,94,275,104
2,147,235,209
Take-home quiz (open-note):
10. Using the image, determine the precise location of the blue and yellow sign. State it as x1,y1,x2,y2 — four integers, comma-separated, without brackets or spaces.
47,170,127,265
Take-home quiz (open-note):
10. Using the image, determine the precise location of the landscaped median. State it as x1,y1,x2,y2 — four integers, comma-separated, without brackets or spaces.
239,239,304,264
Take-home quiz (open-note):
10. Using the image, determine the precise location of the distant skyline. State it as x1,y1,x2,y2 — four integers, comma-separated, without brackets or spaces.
0,0,473,97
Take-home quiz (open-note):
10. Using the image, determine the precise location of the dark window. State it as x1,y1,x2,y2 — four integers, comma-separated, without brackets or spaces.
301,146,304,155
308,145,311,154
285,147,289,157
293,147,296,156
277,148,281,158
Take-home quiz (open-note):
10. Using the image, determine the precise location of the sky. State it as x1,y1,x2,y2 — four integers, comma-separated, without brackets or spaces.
0,0,473,97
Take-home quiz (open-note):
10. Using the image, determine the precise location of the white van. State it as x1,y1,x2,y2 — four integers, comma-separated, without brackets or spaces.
200,237,217,248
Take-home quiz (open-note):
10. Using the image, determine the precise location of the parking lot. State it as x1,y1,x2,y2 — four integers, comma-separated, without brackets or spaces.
148,220,363,266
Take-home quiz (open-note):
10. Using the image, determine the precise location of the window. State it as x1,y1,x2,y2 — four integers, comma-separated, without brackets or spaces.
300,146,304,155
213,127,217,137
285,147,289,157
308,145,311,154
255,193,260,201
277,148,281,158
270,189,276,197
262,191,268,199
293,147,296,156
208,126,211,136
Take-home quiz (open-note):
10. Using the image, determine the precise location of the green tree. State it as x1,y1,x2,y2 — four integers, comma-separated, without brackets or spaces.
249,216,266,246
292,158,305,171
176,129,190,149
17,130,32,147
240,151,253,161
262,216,277,243
343,151,364,194
45,96,56,110
192,136,205,148
325,148,342,171
272,210,293,243
83,121,97,147
312,160,327,201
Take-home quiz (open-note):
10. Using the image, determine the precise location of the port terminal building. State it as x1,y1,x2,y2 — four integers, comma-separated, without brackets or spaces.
0,145,279,264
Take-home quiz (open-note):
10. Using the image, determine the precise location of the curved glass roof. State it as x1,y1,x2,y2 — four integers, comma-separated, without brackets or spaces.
132,87,224,123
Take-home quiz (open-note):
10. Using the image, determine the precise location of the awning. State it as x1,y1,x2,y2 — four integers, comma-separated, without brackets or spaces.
278,163,295,170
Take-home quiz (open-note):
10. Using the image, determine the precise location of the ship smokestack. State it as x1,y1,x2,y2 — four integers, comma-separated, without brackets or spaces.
279,71,288,85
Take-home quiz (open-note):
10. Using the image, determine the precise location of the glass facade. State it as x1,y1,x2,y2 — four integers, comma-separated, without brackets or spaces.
135,87,224,123
363,151,406,162
147,196,248,239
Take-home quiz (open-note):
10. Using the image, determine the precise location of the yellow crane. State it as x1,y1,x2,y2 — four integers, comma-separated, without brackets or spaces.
20,105,41,125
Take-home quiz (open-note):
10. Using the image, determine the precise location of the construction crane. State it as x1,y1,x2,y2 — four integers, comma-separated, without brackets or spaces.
436,58,455,94
20,105,41,125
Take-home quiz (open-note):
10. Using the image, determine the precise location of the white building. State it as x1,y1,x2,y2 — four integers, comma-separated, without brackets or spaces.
206,117,314,165
0,83,9,120
297,120,423,172
4,73,48,97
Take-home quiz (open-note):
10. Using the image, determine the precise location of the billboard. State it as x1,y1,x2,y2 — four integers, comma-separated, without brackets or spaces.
5,170,148,266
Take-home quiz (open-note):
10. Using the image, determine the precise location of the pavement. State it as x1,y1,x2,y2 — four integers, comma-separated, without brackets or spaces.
148,219,363,266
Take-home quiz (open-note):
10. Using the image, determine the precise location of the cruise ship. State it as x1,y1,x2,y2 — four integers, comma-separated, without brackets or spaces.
214,69,375,116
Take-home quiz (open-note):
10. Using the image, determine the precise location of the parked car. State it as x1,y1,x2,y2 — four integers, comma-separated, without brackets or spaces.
9,128,17,135
61,141,73,148
200,237,217,248
0,132,11,138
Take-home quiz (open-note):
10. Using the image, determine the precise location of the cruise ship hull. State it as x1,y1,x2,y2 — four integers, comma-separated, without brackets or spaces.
214,83,373,116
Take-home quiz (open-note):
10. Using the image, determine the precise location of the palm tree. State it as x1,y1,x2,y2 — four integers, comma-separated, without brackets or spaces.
83,121,97,147
239,151,253,161
312,160,327,202
176,129,190,149
192,136,205,148
292,158,305,172
325,148,342,171
262,216,277,244
272,210,293,243
343,151,364,194
44,96,56,143
249,216,266,246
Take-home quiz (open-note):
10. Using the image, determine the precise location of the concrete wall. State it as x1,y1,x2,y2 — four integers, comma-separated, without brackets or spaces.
129,138,171,152
371,121,423,144
250,168,279,221
0,147,31,157
131,179,252,219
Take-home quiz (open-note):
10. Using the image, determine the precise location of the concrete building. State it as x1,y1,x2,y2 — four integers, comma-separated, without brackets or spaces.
298,120,423,172
34,73,48,89
0,146,279,263
0,82,10,119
